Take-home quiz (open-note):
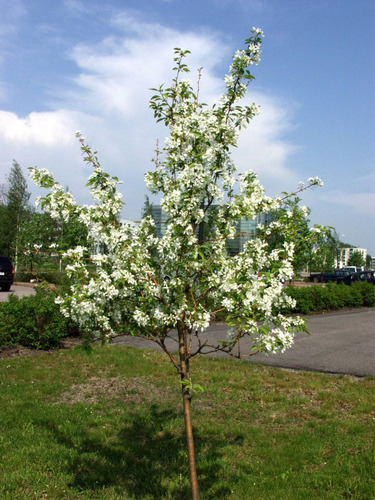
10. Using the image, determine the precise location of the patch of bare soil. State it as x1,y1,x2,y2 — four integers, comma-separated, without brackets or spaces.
54,376,176,406
0,336,84,359
0,345,43,359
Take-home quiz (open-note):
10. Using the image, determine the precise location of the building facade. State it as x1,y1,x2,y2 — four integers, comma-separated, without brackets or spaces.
226,213,270,255
336,247,367,269
151,205,269,255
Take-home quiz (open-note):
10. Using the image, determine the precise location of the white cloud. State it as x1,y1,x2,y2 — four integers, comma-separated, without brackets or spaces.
0,109,100,205
68,13,225,115
0,10,303,218
233,91,301,190
0,110,76,146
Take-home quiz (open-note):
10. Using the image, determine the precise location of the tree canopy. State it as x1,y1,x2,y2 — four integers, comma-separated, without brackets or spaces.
0,161,31,259
347,250,365,267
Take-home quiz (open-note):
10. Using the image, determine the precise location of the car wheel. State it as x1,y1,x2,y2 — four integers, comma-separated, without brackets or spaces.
0,284,11,292
313,277,319,283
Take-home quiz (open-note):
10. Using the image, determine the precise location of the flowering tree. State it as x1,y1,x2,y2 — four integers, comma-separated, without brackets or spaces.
263,193,329,274
30,28,322,499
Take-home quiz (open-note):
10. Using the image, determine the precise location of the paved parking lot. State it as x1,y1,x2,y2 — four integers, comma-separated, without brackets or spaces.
112,308,375,377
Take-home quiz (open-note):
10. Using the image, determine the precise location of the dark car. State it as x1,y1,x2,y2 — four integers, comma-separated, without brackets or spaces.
309,269,351,283
337,271,375,286
0,256,14,291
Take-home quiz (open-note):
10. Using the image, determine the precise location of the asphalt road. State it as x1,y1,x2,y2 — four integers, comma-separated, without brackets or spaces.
0,283,36,301
112,308,375,377
2,285,374,376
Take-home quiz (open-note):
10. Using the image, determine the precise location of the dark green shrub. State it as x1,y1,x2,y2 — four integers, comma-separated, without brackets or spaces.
308,285,334,311
284,282,370,314
0,288,78,350
352,281,375,307
13,271,34,283
15,271,67,285
283,286,313,314
333,282,363,309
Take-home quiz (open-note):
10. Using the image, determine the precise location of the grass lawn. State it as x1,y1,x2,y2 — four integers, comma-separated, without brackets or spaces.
0,345,374,499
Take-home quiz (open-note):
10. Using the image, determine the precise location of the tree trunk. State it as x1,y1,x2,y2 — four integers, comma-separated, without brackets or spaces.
178,321,200,500
14,240,18,273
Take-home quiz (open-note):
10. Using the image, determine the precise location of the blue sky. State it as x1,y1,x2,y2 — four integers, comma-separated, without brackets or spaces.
1,0,374,254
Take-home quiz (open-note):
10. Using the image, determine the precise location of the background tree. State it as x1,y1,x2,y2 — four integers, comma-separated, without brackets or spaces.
0,161,31,265
0,183,7,205
307,229,338,272
30,29,323,499
53,213,89,255
264,194,327,274
17,212,58,273
366,254,372,269
0,203,8,256
141,195,154,218
347,250,365,267
17,211,89,274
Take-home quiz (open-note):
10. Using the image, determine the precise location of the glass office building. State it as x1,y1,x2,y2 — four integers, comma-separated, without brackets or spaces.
151,206,169,239
226,213,270,255
150,205,270,255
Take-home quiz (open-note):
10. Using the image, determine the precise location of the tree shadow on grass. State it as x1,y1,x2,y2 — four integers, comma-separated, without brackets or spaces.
40,403,244,499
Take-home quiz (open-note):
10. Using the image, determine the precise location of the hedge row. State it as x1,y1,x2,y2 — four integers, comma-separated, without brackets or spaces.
284,282,375,314
0,289,79,350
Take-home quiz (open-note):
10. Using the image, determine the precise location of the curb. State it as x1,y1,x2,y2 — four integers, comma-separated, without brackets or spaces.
13,282,38,288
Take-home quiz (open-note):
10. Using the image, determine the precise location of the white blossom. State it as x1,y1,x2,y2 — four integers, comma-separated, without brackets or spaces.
308,176,324,187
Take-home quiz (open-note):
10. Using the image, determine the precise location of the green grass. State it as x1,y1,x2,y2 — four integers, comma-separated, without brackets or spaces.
0,346,374,499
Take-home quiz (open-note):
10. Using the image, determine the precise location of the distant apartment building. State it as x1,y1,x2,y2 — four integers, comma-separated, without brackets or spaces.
336,247,367,269
120,219,138,231
150,205,269,255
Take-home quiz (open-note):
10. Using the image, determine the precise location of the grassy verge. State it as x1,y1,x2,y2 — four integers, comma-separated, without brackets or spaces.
0,345,374,499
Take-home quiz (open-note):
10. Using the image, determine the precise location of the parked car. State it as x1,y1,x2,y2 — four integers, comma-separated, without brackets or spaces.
254,270,286,283
0,256,14,291
342,266,365,273
337,271,375,286
309,269,351,283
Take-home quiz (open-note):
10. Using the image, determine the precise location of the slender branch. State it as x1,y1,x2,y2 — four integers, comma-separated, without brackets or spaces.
159,338,180,371
210,307,226,316
196,68,202,109
280,180,322,202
